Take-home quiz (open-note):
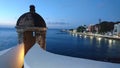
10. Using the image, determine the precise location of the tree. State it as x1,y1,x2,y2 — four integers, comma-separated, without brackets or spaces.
77,26,86,32
98,21,114,33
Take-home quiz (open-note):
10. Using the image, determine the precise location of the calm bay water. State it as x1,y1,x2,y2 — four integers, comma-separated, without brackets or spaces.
0,27,120,63
0,28,17,50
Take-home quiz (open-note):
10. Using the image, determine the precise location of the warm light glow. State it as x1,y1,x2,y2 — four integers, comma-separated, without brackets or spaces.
108,39,112,47
10,43,25,68
17,43,24,68
19,44,24,62
97,37,102,41
89,36,94,45
109,39,112,44
96,37,102,48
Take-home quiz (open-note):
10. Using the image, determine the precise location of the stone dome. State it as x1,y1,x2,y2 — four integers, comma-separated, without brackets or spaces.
16,5,46,28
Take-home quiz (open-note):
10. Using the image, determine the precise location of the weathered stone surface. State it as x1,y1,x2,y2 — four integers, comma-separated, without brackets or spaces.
16,5,47,55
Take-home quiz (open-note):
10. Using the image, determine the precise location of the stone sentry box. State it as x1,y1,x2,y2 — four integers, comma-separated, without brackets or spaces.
15,5,47,55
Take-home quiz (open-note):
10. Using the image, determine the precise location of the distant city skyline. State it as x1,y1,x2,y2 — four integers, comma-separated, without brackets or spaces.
0,0,120,29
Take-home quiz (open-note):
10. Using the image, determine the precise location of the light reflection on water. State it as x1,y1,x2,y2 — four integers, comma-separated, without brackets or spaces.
0,28,120,63
87,36,119,49
84,35,87,38
46,29,120,63
108,39,112,48
0,28,17,51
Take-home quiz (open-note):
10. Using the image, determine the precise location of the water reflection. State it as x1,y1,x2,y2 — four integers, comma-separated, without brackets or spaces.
76,34,119,50
84,35,87,38
47,30,120,63
104,38,107,43
96,37,102,48
89,36,94,45
108,39,112,48
72,33,78,37
90,36,93,40
112,40,116,45
79,34,82,37
97,37,102,41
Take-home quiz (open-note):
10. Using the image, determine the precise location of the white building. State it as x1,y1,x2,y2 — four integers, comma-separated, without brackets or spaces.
72,29,77,33
113,23,120,36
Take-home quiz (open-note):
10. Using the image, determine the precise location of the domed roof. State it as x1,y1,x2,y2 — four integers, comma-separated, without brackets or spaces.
16,5,46,28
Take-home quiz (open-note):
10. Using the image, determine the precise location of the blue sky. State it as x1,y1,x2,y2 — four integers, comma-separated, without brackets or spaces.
0,0,120,28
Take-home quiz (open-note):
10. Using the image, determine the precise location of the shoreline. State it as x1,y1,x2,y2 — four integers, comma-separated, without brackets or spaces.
70,32,120,40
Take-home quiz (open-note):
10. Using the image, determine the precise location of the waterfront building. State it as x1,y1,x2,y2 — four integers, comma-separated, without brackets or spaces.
113,23,120,36
87,24,96,33
72,29,77,33
94,25,99,33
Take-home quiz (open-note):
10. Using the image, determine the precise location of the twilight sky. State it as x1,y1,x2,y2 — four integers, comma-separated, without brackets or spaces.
0,0,120,28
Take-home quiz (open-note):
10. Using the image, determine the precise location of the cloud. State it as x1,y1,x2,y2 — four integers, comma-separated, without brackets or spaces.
47,22,68,25
46,21,71,28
